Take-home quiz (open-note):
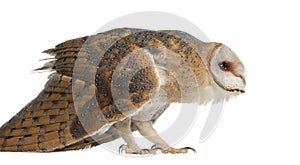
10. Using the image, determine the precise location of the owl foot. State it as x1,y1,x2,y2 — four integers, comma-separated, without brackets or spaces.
151,145,196,154
119,144,158,154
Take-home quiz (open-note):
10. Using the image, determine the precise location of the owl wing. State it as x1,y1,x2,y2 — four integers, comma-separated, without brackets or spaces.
0,30,126,152
0,72,87,152
0,34,96,152
0,28,160,152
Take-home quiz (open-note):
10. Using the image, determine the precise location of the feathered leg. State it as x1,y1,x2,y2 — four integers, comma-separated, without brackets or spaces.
133,120,196,154
115,119,156,154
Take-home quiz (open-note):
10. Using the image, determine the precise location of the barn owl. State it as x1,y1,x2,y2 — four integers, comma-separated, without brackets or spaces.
0,28,246,154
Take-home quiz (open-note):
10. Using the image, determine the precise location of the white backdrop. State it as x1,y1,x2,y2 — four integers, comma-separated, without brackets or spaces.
0,0,299,164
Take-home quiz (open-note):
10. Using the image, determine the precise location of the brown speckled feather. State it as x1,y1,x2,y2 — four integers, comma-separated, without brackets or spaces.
0,74,78,152
0,28,209,152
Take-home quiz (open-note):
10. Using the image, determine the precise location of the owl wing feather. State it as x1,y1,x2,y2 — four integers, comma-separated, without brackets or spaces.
0,29,124,151
0,33,96,151
0,72,84,152
0,28,160,152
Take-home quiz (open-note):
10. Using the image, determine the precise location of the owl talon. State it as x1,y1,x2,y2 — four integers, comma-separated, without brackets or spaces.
182,147,197,153
161,147,197,154
150,144,196,154
118,144,126,154
118,144,157,154
150,144,163,152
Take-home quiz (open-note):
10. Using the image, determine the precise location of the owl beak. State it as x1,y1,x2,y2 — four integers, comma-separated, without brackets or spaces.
231,73,246,93
238,74,246,93
239,74,246,86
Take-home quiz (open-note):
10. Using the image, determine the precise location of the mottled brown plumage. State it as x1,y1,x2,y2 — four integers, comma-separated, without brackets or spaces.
0,28,246,153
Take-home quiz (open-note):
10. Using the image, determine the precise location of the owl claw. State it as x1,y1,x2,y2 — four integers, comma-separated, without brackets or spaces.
118,144,126,154
150,144,163,151
119,144,196,154
118,144,156,154
151,144,196,154
182,147,197,153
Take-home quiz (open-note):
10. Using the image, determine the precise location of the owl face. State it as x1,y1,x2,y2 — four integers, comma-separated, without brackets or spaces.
209,44,246,98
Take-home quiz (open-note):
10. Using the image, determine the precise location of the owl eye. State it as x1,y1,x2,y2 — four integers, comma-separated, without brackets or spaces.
218,61,230,71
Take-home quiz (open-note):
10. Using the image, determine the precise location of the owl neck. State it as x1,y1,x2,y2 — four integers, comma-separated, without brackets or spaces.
152,42,222,104
160,74,214,104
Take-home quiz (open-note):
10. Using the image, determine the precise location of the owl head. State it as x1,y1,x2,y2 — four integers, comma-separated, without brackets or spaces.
208,43,246,101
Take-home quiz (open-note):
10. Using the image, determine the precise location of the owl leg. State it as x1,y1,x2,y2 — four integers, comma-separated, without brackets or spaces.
114,118,156,154
133,120,196,154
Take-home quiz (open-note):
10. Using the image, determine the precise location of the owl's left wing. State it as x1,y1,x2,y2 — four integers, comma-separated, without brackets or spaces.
0,28,160,152
0,72,95,152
